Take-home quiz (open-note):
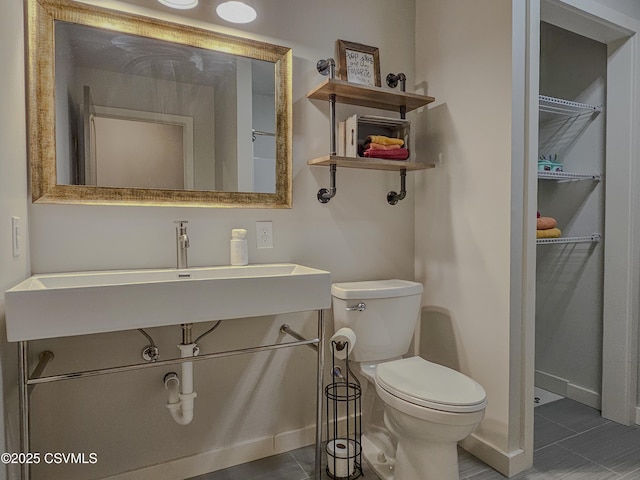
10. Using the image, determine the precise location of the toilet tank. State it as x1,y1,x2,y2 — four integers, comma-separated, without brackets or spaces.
331,280,423,362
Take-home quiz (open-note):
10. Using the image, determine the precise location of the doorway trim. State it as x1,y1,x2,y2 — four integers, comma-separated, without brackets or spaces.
90,105,195,190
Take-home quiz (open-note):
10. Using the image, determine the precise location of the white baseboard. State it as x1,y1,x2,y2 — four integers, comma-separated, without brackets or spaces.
459,433,530,477
535,370,601,409
101,424,316,480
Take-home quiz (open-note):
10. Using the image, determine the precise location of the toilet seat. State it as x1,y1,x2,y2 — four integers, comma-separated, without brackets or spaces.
375,356,487,414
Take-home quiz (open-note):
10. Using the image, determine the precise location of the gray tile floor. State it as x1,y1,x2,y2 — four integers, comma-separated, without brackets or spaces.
189,398,640,479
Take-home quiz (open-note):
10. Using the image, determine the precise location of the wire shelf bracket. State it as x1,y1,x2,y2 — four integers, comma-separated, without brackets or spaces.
537,171,602,181
536,233,602,245
539,95,603,116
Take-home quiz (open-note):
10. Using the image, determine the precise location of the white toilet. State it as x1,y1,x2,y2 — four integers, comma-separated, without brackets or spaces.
331,279,487,480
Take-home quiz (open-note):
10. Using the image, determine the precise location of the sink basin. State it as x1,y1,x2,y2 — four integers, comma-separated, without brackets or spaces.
5,263,331,341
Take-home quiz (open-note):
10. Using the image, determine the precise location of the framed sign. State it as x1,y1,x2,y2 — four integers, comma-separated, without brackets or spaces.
337,40,381,87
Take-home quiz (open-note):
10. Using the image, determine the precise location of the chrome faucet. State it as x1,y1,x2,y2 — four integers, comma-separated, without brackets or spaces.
175,221,189,269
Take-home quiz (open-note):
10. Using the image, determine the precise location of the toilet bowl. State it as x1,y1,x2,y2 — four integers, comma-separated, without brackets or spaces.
375,356,486,480
331,280,487,480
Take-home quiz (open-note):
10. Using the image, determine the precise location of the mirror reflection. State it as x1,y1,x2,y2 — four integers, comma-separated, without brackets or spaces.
28,0,291,207
55,21,277,193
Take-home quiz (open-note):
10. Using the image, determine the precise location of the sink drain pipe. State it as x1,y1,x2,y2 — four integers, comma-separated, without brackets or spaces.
165,324,198,425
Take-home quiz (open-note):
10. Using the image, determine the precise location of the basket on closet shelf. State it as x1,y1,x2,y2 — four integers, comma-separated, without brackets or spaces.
538,154,563,172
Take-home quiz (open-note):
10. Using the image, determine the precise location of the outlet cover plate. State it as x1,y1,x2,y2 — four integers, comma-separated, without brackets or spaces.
256,221,273,249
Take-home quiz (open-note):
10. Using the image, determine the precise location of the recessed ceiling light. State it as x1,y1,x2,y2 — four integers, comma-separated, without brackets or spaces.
157,0,198,9
216,1,257,23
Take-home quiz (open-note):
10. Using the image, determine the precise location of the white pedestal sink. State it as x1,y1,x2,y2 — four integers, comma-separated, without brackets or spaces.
5,263,331,341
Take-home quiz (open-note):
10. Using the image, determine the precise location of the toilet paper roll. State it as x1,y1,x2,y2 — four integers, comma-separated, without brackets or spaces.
329,327,356,359
327,439,356,478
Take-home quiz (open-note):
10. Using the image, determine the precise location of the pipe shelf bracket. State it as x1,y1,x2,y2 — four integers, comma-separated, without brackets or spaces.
387,168,407,205
317,163,337,203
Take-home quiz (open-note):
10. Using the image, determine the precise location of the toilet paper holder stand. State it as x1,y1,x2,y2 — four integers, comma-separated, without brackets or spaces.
325,340,363,479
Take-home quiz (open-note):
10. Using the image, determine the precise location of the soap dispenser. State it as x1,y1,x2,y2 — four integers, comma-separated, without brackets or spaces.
230,229,248,266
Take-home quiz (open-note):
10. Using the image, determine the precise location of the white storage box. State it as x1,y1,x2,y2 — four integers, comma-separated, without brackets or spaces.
339,114,413,161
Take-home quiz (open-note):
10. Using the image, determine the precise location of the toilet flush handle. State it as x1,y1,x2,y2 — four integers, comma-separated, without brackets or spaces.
346,302,366,312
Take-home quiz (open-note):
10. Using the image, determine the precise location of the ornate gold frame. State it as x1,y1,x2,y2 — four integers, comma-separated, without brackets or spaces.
27,0,292,208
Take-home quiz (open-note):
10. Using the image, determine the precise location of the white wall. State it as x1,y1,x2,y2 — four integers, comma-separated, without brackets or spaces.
414,0,524,475
0,1,31,479
5,0,419,479
593,0,640,19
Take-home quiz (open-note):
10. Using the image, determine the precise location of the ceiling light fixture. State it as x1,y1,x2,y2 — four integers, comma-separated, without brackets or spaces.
157,0,198,9
216,1,257,24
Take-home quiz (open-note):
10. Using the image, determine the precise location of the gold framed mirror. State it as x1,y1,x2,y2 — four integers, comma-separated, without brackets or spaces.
27,0,292,207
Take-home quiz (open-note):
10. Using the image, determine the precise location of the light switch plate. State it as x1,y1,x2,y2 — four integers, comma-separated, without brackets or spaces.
12,216,21,257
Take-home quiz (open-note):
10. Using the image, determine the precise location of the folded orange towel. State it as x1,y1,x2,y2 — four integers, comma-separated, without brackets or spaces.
537,217,557,230
367,143,401,151
536,227,561,239
366,135,404,146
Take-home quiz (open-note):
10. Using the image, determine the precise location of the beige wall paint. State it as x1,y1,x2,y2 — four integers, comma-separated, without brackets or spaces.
6,0,419,478
414,0,515,466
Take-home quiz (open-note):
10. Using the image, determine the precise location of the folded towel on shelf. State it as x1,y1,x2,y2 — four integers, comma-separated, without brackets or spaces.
536,227,562,239
367,143,402,151
537,217,558,230
365,135,404,147
363,148,410,160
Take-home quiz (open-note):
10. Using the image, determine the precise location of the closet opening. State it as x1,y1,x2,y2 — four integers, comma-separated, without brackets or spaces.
528,0,640,432
535,22,606,413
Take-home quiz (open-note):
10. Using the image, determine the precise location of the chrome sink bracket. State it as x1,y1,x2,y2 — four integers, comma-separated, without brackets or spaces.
387,168,407,205
280,324,318,352
30,350,54,381
17,309,326,480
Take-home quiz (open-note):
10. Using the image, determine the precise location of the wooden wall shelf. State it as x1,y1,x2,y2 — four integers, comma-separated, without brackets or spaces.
307,79,435,112
308,155,434,172
308,72,436,204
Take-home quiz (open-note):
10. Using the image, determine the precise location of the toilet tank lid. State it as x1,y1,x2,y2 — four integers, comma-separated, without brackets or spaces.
331,279,423,300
